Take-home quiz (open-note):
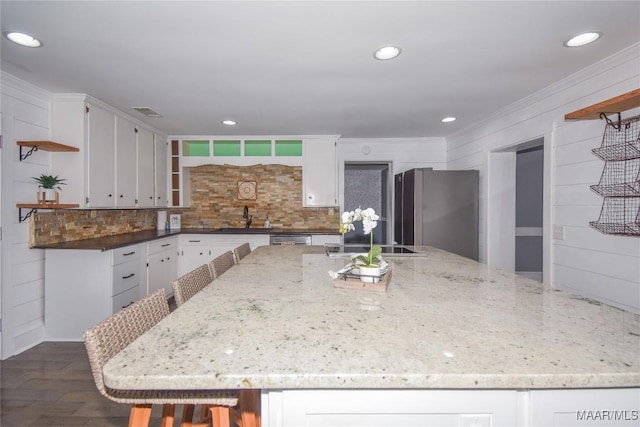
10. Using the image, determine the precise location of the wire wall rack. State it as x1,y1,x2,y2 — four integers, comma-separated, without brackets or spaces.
589,114,640,236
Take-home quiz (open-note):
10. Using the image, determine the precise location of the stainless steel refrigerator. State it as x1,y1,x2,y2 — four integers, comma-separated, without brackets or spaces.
394,168,479,260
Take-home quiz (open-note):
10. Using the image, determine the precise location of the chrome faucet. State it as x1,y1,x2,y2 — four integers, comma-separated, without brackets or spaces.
243,205,252,228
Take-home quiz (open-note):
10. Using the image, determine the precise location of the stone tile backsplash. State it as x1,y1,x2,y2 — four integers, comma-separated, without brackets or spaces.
30,164,338,246
181,164,338,229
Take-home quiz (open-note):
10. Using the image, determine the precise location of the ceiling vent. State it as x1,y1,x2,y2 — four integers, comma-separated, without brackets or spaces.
131,107,162,117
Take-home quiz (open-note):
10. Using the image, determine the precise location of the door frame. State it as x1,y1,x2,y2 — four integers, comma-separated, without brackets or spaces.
487,135,551,284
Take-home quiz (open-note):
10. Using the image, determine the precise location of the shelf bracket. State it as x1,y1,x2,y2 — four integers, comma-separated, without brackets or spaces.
19,145,38,161
18,207,37,223
599,112,622,131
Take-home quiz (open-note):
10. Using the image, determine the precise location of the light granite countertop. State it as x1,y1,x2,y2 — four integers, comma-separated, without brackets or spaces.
103,245,640,391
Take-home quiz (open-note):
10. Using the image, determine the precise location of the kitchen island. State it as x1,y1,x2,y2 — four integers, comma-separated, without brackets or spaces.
103,246,640,426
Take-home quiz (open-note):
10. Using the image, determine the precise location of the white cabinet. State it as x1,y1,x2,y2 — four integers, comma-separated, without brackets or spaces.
51,95,166,209
115,116,137,207
146,237,178,296
179,235,212,276
178,234,269,275
44,244,142,340
86,102,117,207
136,127,156,208
264,390,517,427
311,234,341,246
303,138,338,207
154,134,169,207
209,234,269,259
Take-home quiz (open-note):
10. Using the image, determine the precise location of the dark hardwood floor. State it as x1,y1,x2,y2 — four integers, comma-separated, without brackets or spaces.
1,341,138,426
0,299,184,426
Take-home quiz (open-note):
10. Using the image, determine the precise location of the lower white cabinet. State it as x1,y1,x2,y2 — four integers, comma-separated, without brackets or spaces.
262,388,640,427
44,244,142,340
311,234,341,246
179,235,212,276
264,390,517,427
178,234,270,275
146,237,178,297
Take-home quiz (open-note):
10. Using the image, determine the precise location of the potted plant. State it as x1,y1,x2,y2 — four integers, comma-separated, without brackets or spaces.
33,174,66,203
340,207,383,283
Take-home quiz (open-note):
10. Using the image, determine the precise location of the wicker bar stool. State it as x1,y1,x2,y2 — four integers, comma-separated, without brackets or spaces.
172,264,212,307
209,251,235,279
232,243,251,263
83,289,240,427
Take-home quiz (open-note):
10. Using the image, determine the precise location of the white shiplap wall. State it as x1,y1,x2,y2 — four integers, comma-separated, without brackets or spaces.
447,43,640,313
1,73,53,358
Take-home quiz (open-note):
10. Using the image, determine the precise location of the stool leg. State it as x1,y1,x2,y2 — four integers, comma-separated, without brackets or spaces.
129,404,152,427
161,404,176,427
210,406,231,427
239,390,261,427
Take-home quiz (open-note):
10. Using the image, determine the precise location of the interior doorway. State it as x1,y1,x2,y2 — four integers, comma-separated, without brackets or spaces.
343,163,391,247
488,137,545,281
515,144,544,281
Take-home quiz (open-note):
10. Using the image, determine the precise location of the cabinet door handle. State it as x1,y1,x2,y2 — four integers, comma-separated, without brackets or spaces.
189,240,201,243
122,273,135,279
120,195,124,198
161,243,170,247
108,194,112,197
123,251,136,256
122,301,134,309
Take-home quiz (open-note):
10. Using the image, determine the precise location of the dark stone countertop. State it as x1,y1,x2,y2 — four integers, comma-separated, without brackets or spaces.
35,228,340,251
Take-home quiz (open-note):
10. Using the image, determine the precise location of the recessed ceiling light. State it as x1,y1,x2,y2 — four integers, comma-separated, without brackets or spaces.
222,120,236,126
441,117,456,123
3,31,43,48
374,45,401,60
564,32,601,47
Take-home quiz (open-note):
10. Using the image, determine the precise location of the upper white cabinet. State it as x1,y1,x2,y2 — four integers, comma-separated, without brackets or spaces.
86,103,117,207
154,135,169,207
51,95,167,209
303,138,338,207
136,127,156,208
115,116,137,207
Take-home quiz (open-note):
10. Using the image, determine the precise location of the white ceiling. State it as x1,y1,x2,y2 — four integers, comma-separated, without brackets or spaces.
1,1,639,138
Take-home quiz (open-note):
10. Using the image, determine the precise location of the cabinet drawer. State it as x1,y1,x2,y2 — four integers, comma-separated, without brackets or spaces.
113,245,141,265
113,260,140,296
180,235,211,246
148,237,178,255
112,286,139,313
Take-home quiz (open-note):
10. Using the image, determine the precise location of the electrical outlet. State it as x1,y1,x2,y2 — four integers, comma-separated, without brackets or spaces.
553,224,565,240
460,414,492,427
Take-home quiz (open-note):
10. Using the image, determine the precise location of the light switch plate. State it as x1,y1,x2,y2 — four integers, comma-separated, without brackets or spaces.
553,224,565,240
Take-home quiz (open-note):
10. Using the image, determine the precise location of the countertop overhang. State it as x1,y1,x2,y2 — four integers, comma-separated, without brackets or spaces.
35,228,339,251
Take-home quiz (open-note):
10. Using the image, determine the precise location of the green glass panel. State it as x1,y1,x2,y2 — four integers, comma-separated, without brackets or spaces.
213,140,241,156
245,140,272,156
275,140,302,156
182,140,210,156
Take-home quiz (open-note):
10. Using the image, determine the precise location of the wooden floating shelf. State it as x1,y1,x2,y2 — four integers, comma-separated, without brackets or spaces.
16,203,80,209
17,140,79,161
16,203,80,223
565,88,640,120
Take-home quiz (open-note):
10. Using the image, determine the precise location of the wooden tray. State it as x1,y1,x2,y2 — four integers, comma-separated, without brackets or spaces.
333,267,392,292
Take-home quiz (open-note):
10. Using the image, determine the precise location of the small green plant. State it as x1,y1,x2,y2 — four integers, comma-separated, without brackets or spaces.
32,174,66,190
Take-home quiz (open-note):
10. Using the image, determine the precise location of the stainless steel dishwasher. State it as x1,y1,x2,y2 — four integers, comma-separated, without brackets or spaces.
269,234,312,245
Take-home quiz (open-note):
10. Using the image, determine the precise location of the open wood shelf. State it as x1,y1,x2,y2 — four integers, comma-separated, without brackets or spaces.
565,88,640,120
17,140,79,161
16,203,80,223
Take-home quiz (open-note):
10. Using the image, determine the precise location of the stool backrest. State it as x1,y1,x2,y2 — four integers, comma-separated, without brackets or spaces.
172,264,212,307
233,242,251,263
83,289,170,401
209,251,235,279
